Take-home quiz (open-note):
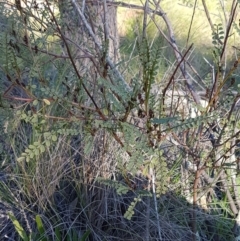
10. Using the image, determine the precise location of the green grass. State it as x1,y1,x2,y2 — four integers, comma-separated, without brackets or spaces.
118,0,239,82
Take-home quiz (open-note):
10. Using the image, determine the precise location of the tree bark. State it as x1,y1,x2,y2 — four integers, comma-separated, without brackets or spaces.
58,0,119,77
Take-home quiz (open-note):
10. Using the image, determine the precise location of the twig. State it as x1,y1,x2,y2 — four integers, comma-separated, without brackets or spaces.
103,0,109,46
71,0,131,91
186,0,198,46
149,4,201,105
142,0,149,40
210,1,239,106
46,0,129,154
192,169,201,241
220,1,238,60
162,43,194,107
221,172,238,215
201,0,216,39
150,167,163,240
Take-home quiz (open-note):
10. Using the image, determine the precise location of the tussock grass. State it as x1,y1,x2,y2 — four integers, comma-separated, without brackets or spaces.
118,0,240,82
1,1,240,241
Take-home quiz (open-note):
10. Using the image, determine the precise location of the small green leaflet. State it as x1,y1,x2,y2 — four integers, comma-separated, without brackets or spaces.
150,117,178,124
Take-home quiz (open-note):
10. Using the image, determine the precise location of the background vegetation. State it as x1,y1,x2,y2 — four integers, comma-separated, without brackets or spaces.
1,0,240,240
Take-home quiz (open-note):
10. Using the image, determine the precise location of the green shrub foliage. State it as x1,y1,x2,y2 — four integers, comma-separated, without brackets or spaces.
1,1,240,241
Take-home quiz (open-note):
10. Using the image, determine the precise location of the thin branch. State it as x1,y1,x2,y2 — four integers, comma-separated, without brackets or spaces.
150,168,163,240
89,0,164,16
201,0,215,35
82,0,86,12
186,0,198,46
192,169,201,241
142,0,149,40
220,1,238,60
103,0,109,45
162,43,194,99
210,1,239,106
45,0,131,155
46,0,103,117
218,0,228,25
221,172,238,215
71,0,131,91
149,5,201,105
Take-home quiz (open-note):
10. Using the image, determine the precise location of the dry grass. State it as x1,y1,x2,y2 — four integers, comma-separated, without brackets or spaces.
118,0,240,58
1,1,240,241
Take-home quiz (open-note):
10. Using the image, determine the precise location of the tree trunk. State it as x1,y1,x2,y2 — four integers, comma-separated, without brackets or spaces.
56,0,123,184
58,0,119,77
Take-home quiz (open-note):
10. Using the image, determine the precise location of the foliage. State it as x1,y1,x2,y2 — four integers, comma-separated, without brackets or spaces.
9,212,90,241
1,1,240,241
